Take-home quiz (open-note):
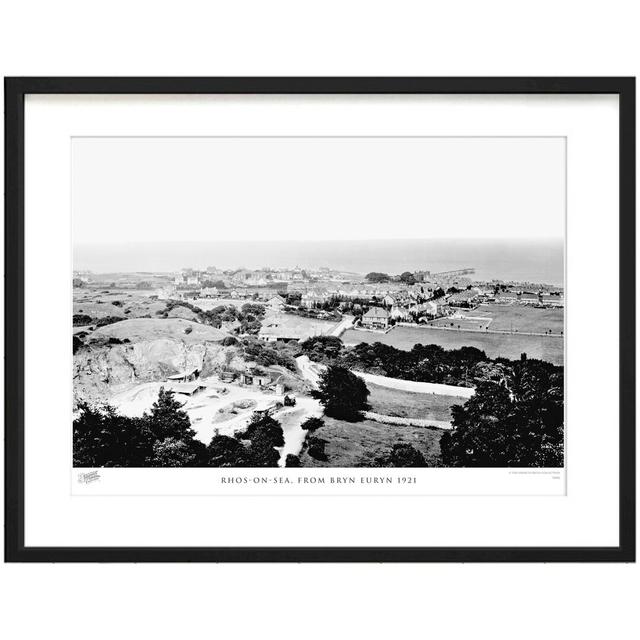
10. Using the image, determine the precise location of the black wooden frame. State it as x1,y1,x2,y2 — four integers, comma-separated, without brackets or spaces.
4,77,636,562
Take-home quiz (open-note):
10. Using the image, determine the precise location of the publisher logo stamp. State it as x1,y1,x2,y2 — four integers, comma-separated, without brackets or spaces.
78,470,101,484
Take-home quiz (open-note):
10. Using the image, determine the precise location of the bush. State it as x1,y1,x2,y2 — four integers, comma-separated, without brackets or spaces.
285,454,301,467
73,335,85,354
306,436,328,461
376,444,427,468
221,336,238,346
73,313,93,326
94,315,123,328
300,335,344,363
300,417,324,432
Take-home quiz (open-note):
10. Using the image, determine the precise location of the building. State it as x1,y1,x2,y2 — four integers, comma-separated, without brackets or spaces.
492,291,519,304
519,292,540,305
540,293,564,308
389,305,411,321
413,270,431,282
422,300,442,317
267,294,286,311
166,382,206,397
448,289,480,308
167,367,200,383
240,372,254,385
301,289,330,308
361,306,390,330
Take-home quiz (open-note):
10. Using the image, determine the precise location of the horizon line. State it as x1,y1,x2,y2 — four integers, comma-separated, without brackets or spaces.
74,236,565,247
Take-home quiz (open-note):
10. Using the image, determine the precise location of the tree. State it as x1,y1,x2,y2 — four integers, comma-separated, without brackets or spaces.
142,387,196,442
365,272,391,283
399,271,416,285
73,403,155,467
238,413,285,467
440,360,564,467
285,454,301,467
312,365,370,421
207,434,249,467
152,437,206,467
300,335,344,363
306,436,328,461
241,303,266,317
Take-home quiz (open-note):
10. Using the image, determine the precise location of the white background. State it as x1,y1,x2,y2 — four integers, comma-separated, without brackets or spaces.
1,2,638,640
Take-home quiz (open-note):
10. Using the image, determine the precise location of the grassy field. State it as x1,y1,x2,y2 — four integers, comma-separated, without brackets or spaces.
366,383,465,422
93,318,229,343
469,304,564,334
429,315,491,330
74,290,168,319
344,325,563,365
262,311,339,338
192,297,248,310
298,416,444,467
428,304,563,334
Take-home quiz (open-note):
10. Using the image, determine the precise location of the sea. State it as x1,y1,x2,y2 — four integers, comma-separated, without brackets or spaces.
74,238,564,286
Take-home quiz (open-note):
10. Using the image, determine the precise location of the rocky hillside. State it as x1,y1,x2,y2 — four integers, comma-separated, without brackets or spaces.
73,318,239,401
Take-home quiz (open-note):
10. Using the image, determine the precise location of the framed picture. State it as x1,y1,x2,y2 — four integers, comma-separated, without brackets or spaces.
4,77,635,562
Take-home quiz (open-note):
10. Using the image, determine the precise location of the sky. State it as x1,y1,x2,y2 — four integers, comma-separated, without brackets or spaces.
72,136,566,246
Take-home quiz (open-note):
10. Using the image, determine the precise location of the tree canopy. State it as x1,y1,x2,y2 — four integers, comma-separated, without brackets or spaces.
365,272,391,283
440,359,564,467
311,365,370,421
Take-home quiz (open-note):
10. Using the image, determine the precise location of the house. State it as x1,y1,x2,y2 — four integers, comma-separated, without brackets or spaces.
301,289,329,308
218,370,236,383
166,382,206,397
200,287,219,298
448,289,480,308
167,367,200,383
389,305,411,321
267,294,286,311
382,294,396,307
423,300,441,317
492,291,519,304
540,294,564,308
519,292,540,305
254,373,272,387
361,306,390,330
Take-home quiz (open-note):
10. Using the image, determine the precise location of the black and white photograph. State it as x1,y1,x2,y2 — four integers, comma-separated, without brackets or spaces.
72,136,565,471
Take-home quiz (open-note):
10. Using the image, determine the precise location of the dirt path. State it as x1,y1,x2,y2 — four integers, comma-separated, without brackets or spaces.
363,410,452,430
295,355,474,398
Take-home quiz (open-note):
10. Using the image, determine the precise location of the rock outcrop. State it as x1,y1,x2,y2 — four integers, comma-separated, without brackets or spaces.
73,318,236,401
